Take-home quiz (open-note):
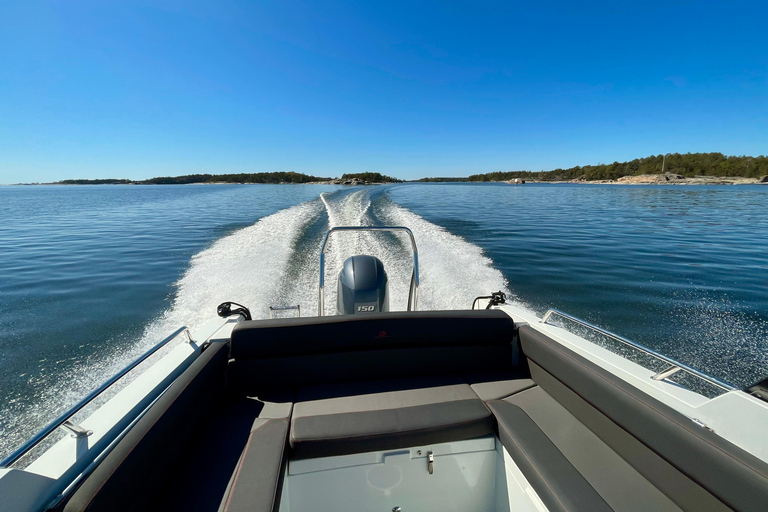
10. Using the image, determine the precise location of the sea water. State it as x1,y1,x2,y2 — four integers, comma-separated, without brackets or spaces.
0,183,766,459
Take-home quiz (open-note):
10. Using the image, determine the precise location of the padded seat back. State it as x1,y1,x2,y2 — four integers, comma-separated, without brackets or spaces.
228,310,516,393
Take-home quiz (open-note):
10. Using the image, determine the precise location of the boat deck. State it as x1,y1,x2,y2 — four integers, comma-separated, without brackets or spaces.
56,311,768,512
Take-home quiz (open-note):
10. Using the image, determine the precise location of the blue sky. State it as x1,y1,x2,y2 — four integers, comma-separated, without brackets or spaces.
1,0,766,183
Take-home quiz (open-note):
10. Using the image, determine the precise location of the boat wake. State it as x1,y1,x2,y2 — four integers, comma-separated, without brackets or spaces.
143,187,510,337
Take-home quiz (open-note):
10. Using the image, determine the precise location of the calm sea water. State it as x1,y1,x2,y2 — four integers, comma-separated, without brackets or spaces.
1,183,767,458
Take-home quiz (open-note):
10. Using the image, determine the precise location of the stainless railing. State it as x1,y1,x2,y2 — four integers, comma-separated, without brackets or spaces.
318,226,419,316
540,309,736,392
0,326,191,468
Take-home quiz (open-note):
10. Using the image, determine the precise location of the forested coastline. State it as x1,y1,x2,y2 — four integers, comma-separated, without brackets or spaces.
464,153,768,182
51,153,768,185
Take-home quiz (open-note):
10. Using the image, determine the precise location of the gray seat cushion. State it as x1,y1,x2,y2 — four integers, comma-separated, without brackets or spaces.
228,310,517,394
501,386,691,512
245,389,295,419
470,377,536,401
219,418,289,512
488,399,614,512
290,381,494,459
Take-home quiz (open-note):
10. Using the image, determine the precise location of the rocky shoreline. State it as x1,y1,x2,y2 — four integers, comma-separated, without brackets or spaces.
305,177,389,185
510,173,768,185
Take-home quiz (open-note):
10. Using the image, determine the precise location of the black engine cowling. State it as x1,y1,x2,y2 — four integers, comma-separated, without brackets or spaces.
336,255,389,315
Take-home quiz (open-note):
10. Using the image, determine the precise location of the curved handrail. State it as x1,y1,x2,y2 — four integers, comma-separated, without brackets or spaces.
0,326,191,468
318,226,419,316
540,309,736,392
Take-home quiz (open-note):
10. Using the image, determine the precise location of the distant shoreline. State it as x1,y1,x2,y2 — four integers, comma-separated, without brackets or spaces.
8,150,768,186
513,174,768,186
9,174,768,186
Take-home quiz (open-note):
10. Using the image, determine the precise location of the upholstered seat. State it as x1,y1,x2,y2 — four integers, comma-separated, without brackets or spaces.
218,418,289,512
290,378,495,459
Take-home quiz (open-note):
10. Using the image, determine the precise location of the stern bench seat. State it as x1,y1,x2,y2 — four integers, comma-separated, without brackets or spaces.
227,310,520,460
218,310,521,508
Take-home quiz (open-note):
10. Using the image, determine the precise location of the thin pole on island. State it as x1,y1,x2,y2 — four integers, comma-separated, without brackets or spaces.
661,153,671,174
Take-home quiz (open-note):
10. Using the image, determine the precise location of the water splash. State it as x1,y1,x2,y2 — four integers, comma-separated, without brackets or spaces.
661,290,768,388
142,199,325,334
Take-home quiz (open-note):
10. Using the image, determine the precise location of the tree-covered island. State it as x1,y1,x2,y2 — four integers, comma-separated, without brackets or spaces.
57,171,402,185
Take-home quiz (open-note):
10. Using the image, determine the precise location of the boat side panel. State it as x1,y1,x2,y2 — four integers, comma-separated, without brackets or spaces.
520,325,768,512
498,303,768,466
59,342,228,512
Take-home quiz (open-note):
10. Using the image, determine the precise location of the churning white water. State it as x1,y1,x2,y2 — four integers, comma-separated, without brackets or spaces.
144,187,510,336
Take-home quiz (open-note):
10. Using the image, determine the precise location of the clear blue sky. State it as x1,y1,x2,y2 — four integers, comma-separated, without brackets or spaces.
1,0,766,183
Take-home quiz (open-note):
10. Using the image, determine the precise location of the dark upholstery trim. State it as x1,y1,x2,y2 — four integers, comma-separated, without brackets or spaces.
520,325,768,512
61,342,228,512
220,419,289,512
290,400,495,459
230,309,515,359
488,400,613,512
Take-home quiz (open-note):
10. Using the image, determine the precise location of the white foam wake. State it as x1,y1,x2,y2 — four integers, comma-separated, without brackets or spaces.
376,198,511,311
76,188,511,378
318,189,510,313
78,188,510,393
141,199,324,339
141,187,511,325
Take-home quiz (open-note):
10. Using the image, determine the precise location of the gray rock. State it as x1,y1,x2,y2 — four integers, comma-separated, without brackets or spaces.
759,175,768,183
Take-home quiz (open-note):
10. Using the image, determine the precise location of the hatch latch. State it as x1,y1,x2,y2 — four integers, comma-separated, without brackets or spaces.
427,451,434,475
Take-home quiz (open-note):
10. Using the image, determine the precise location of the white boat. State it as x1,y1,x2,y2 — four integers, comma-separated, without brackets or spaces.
1,226,767,512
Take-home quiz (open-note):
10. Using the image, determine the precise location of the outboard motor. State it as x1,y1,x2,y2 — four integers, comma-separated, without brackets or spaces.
336,255,389,314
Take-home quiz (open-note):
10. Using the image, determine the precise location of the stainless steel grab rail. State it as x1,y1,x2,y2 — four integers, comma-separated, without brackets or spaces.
0,326,191,468
269,305,301,318
318,226,419,316
540,309,736,392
